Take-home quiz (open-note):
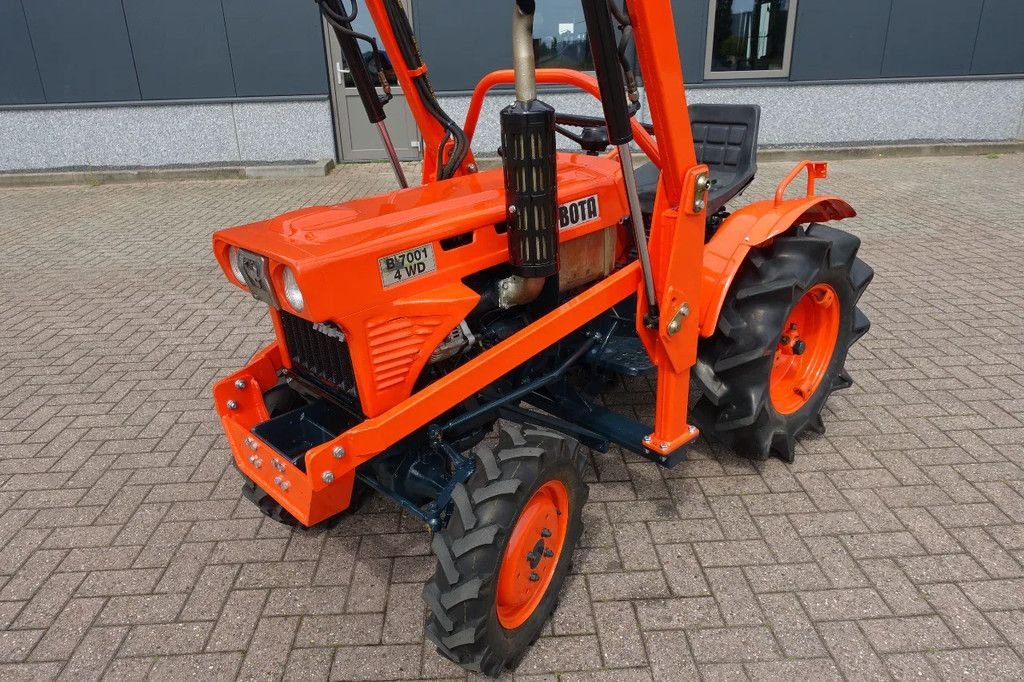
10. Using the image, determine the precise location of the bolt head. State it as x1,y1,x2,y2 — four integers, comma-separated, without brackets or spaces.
333,446,345,459
279,480,290,491
688,425,697,434
322,471,335,484
226,400,238,410
660,442,670,451
643,435,652,443
234,379,247,390
695,199,705,211
244,437,258,451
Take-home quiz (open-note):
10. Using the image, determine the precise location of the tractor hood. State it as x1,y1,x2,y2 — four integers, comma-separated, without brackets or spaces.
212,155,626,322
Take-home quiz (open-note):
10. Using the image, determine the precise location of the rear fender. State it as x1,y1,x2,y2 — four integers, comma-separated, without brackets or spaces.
698,195,856,337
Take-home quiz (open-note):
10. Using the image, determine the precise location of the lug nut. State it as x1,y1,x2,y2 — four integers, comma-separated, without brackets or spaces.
234,379,247,390
226,400,238,410
322,471,334,484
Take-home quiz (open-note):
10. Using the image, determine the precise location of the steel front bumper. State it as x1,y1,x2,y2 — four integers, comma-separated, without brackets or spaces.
213,343,357,526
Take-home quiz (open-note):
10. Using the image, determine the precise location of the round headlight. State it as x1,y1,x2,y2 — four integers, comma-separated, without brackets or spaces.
282,267,304,312
228,246,246,287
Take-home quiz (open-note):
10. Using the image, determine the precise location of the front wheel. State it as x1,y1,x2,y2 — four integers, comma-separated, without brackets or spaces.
693,223,873,461
423,425,588,677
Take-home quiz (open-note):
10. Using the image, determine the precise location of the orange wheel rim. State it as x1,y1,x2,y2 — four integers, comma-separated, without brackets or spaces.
770,283,841,415
496,480,569,630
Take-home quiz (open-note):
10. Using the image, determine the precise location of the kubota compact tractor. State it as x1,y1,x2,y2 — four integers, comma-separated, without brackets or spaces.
211,0,873,675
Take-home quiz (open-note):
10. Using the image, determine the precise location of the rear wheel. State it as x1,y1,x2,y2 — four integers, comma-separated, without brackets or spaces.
423,425,588,677
692,223,873,460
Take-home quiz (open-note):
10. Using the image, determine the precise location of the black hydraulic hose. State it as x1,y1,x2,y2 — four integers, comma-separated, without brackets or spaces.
581,0,633,146
381,0,469,179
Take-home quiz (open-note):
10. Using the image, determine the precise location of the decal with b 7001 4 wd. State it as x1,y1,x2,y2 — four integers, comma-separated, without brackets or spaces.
211,0,873,677
378,242,437,287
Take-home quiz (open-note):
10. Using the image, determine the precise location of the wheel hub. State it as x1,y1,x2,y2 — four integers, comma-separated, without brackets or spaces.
770,283,841,415
496,480,569,629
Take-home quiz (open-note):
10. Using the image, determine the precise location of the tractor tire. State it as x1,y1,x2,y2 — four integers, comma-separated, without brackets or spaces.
423,424,588,677
692,223,873,461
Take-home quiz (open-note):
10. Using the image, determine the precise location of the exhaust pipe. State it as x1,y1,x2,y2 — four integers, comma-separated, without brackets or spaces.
501,0,559,280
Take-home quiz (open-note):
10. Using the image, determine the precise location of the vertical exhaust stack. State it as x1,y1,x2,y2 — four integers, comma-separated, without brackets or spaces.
501,0,558,280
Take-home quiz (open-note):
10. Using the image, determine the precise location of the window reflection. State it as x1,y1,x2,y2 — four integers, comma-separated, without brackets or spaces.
342,7,399,86
709,0,793,75
533,0,594,71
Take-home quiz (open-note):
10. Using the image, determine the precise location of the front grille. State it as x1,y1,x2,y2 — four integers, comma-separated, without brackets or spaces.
279,311,356,391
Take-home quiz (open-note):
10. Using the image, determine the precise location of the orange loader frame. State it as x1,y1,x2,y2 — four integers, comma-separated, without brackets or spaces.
212,0,855,526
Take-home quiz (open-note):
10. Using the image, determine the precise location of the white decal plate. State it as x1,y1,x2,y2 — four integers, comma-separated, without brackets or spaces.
559,194,601,230
379,243,437,288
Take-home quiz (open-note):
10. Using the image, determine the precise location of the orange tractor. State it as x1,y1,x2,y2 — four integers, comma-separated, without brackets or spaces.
212,0,872,675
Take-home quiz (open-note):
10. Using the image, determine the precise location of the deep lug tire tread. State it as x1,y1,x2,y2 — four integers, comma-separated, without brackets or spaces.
692,223,873,461
424,425,589,677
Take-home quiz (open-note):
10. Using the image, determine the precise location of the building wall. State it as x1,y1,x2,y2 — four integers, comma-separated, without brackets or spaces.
0,100,335,171
0,0,329,105
1,0,1022,171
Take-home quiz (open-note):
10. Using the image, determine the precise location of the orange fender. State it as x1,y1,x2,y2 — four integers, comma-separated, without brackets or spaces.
698,195,856,337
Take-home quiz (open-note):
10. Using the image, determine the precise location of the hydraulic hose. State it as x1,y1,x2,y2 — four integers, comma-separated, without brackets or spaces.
382,0,469,180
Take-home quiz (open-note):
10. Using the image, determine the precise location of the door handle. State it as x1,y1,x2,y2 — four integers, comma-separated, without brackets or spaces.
336,62,350,86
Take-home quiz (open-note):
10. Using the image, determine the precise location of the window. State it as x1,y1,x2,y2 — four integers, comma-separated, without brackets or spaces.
533,0,594,72
705,0,797,79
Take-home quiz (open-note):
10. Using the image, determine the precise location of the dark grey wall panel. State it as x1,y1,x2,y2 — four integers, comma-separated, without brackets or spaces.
416,2,509,92
222,0,328,97
790,0,890,80
0,1,45,105
122,0,235,100
882,0,984,77
672,0,707,84
971,0,1024,75
22,0,141,103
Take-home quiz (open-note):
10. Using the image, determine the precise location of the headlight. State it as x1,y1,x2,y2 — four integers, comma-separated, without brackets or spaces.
228,246,247,287
282,267,304,312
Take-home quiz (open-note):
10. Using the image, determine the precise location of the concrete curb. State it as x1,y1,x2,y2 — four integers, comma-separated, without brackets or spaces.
0,141,1019,188
0,159,335,188
472,140,1022,172
757,140,1024,162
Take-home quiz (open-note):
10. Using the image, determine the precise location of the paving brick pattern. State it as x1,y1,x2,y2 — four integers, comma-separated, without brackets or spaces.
1,153,1023,681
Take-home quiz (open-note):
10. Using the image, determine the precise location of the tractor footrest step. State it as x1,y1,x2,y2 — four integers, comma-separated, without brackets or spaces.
586,337,655,376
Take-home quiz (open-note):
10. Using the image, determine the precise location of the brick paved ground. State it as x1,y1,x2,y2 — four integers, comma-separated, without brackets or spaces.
1,152,1023,681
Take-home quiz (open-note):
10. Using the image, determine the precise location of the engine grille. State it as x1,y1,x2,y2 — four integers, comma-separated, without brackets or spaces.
279,311,356,391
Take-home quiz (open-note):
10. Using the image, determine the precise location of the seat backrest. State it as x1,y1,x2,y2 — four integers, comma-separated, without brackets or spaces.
689,104,761,213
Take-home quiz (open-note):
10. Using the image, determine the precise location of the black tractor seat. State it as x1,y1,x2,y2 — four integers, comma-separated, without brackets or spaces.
636,103,761,218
